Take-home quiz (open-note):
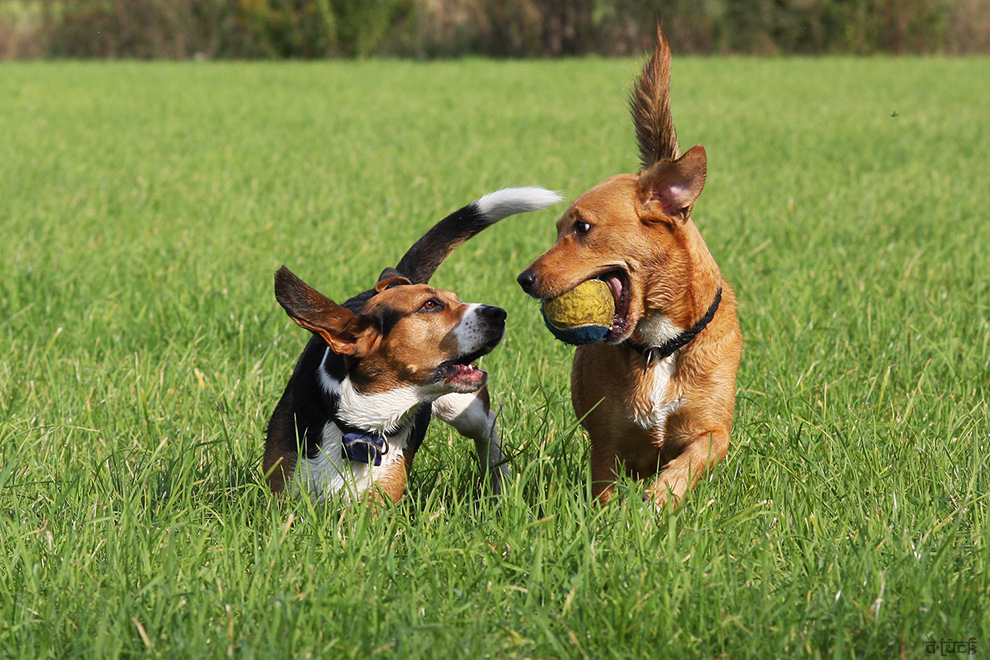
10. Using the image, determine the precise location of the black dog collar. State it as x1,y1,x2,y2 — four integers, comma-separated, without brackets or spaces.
627,287,722,364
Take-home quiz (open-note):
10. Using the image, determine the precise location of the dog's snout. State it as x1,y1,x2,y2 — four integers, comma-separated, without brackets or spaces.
480,305,507,322
517,269,537,295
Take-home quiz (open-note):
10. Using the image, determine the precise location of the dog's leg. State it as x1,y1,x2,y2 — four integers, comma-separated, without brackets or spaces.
262,393,300,494
432,389,509,494
590,444,620,504
647,429,729,509
369,452,415,504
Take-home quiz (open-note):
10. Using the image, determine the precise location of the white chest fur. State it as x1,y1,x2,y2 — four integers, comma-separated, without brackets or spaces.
630,355,683,432
294,349,418,502
629,313,685,435
294,422,412,503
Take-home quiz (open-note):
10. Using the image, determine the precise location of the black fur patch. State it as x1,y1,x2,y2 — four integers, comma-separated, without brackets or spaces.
374,307,403,338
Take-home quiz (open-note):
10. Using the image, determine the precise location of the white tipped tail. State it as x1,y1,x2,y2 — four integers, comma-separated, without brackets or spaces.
475,187,562,221
394,186,562,284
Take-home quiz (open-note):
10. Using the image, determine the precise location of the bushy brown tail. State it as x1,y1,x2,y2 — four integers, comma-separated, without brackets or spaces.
630,26,680,169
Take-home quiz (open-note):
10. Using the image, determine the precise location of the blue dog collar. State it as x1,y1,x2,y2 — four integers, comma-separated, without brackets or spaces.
340,429,389,466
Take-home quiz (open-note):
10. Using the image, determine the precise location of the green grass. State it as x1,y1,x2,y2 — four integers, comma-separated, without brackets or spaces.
1,56,988,658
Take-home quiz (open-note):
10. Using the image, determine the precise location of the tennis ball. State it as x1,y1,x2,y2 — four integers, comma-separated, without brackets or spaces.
541,279,615,345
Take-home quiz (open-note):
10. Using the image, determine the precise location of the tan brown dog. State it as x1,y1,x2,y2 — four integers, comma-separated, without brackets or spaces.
517,28,742,509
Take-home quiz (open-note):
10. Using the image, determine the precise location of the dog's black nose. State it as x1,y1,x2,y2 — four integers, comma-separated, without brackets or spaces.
480,305,507,322
517,269,537,295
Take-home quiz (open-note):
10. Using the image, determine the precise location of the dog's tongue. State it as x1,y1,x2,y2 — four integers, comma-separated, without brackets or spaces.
448,362,486,388
599,272,629,338
602,273,624,306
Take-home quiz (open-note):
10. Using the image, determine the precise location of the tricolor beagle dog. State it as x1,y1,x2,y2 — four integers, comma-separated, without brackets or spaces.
264,187,560,503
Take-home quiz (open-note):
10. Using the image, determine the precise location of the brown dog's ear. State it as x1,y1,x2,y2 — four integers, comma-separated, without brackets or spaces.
375,275,411,293
274,266,375,357
638,145,707,223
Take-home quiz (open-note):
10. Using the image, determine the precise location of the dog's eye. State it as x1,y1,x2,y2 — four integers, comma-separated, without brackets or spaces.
574,221,592,235
419,298,443,312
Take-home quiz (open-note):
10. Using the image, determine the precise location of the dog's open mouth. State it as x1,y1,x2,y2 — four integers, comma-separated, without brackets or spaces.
597,269,633,343
436,348,491,391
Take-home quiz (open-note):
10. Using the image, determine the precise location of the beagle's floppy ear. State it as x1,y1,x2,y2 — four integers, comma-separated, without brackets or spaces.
638,144,707,224
274,266,375,357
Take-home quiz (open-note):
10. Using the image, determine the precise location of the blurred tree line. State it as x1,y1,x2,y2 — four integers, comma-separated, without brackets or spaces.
2,0,988,59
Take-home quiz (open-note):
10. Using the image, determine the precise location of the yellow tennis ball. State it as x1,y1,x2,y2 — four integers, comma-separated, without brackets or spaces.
541,279,615,345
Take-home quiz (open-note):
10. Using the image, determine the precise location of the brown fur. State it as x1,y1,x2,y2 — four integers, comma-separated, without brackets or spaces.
518,27,742,508
368,452,415,504
317,283,486,396
630,26,680,167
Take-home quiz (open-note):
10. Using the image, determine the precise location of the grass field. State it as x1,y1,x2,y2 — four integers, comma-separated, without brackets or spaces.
1,56,988,659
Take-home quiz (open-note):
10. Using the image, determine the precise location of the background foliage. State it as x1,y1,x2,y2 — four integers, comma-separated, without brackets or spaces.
2,0,990,59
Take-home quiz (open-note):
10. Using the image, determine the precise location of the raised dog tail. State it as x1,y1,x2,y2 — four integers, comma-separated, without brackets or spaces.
393,187,561,284
630,25,680,170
